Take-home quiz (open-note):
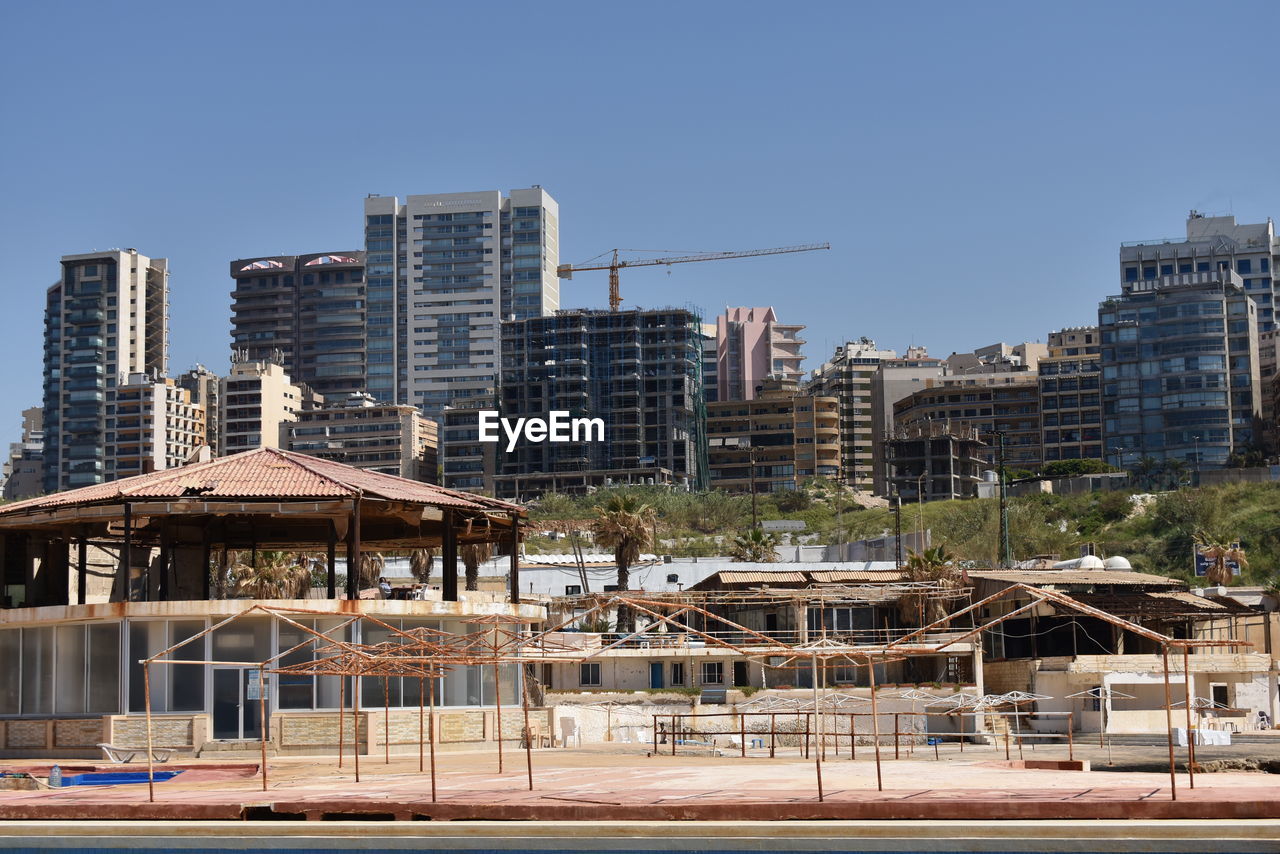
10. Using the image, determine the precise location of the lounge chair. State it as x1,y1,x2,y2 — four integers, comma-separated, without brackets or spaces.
98,743,174,764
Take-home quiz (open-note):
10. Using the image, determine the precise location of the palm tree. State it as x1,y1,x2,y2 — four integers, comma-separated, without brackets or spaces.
1195,533,1247,587
729,527,780,562
590,495,655,634
409,548,435,584
232,551,312,599
898,546,960,626
460,542,494,591
357,552,386,591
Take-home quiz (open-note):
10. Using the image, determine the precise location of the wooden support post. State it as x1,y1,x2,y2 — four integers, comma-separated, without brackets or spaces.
259,668,268,792
122,503,133,602
77,534,87,606
157,525,171,602
1183,646,1196,789
346,497,362,600
442,509,457,602
354,675,362,783
869,656,883,792
144,661,155,803
200,526,211,601
1162,646,1177,801
327,524,337,600
429,674,438,802
521,664,534,791
508,511,521,604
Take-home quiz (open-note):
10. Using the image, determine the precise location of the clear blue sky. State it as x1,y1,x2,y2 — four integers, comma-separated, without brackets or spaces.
2,0,1278,437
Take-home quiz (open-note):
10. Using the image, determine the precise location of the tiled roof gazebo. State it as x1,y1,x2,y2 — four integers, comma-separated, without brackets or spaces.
0,447,525,607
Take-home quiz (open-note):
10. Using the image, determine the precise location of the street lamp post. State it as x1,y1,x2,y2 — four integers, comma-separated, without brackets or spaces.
1192,435,1201,486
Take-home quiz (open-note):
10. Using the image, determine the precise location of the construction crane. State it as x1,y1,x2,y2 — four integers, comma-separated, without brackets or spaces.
556,243,830,311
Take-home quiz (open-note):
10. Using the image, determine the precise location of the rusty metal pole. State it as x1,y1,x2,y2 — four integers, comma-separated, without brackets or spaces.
770,712,776,758
338,675,345,769
1162,646,1177,801
494,657,504,773
144,661,155,803
419,676,425,774
384,676,391,765
1183,646,1196,789
894,713,900,760
259,669,268,792
1068,712,1074,762
521,664,534,792
740,711,746,758
869,656,884,792
652,714,658,754
812,652,823,802
428,672,437,803
354,675,361,783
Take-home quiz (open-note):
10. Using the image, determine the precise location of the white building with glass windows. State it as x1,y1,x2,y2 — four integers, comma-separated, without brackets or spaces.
362,188,560,417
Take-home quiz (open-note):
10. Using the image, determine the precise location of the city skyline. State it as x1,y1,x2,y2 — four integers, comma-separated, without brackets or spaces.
3,2,1279,422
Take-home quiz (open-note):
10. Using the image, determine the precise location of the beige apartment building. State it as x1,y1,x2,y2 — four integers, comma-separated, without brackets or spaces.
106,374,206,478
807,339,897,491
707,378,840,493
219,359,318,455
893,374,1042,475
1038,327,1103,465
284,392,439,483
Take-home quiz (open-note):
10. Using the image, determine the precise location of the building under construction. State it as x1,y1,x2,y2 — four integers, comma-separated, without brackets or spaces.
493,308,708,499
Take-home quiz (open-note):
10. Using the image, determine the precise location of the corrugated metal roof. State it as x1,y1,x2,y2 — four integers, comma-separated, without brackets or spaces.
966,569,1181,587
0,447,521,515
710,571,808,585
809,570,906,583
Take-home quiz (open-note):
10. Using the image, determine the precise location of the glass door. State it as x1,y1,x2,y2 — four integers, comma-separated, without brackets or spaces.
212,667,266,740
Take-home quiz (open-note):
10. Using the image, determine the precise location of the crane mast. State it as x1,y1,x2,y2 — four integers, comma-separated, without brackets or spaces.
557,243,830,311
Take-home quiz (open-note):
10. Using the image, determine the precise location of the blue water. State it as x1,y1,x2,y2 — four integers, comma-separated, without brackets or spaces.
59,770,183,787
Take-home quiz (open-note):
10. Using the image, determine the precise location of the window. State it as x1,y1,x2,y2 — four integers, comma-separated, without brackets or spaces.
565,585,582,596
700,662,724,684
666,573,679,584
671,662,686,686
580,662,601,687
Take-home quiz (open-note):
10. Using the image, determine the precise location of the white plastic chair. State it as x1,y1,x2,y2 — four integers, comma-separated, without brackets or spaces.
559,716,582,748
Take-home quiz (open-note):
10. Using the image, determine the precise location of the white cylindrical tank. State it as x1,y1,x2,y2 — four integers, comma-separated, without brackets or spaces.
1051,554,1105,570
1102,556,1132,570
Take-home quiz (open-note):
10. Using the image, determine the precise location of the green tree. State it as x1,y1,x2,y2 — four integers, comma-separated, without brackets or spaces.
728,527,780,562
898,546,961,625
590,495,655,633
232,551,313,599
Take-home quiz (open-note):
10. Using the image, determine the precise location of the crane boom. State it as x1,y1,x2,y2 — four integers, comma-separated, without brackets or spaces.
556,242,830,311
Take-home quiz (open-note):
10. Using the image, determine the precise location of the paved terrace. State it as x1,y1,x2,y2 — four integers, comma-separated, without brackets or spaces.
1,743,1278,822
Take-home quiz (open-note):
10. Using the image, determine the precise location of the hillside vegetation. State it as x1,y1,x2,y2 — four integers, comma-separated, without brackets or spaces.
526,479,1280,587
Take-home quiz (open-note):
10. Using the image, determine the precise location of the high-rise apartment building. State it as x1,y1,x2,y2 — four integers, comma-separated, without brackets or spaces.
176,365,220,457
1121,212,1279,331
494,308,706,499
362,188,559,415
1038,328,1102,465
713,307,805,401
892,374,1042,473
229,252,367,403
1098,268,1261,468
869,346,948,495
42,250,168,492
700,323,719,403
106,374,206,478
219,359,319,455
2,407,44,500
807,339,897,490
706,378,839,493
440,393,498,493
284,392,439,482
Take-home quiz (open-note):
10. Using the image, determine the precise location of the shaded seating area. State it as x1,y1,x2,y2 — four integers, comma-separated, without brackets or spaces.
0,447,526,607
